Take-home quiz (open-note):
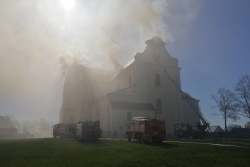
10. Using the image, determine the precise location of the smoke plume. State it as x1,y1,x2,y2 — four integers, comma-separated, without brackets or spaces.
0,0,201,121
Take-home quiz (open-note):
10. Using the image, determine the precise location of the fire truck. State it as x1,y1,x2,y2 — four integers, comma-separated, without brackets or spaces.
75,120,102,141
126,117,166,143
53,123,75,138
174,122,209,139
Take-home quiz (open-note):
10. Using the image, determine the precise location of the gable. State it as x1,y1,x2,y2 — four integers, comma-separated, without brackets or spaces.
134,37,178,67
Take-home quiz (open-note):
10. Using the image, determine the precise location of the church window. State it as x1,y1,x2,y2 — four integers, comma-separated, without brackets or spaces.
156,99,162,114
155,74,161,86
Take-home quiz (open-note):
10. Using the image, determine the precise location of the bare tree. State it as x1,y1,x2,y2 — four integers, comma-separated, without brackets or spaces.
212,88,239,132
234,74,250,118
22,120,38,137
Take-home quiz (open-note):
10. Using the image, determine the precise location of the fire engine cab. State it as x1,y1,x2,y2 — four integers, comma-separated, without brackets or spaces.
53,123,74,138
126,117,166,143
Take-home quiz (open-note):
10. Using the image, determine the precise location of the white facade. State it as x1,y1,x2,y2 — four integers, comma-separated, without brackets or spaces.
60,37,204,137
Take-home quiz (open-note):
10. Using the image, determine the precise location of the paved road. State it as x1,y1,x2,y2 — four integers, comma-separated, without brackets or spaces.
165,141,250,149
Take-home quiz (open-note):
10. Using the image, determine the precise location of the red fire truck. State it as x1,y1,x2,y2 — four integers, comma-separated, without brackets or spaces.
75,120,102,141
53,123,75,138
126,117,166,143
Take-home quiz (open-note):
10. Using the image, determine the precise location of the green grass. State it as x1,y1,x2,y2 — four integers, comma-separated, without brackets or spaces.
0,138,249,167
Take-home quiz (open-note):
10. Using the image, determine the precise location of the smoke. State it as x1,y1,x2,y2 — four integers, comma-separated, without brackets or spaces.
0,0,64,121
77,0,169,67
95,0,168,70
0,0,201,121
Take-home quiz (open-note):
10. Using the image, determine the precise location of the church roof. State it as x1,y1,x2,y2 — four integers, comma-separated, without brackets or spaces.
110,101,156,111
181,91,200,101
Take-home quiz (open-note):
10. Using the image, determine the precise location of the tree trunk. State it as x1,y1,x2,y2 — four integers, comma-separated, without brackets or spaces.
224,117,227,133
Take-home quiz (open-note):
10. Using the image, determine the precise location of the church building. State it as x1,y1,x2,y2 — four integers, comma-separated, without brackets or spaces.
60,37,207,137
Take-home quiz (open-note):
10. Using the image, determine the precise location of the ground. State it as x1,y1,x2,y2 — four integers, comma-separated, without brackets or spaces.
0,138,249,167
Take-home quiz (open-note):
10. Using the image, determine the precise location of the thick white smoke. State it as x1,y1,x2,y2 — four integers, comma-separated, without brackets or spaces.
0,0,201,121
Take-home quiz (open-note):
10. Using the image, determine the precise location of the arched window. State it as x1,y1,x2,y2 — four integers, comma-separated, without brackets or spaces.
155,74,161,86
156,99,162,114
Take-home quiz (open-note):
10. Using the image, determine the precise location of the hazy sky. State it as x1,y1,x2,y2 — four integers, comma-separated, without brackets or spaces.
0,0,249,127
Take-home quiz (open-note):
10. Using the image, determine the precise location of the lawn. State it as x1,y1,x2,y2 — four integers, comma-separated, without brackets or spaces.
0,138,249,167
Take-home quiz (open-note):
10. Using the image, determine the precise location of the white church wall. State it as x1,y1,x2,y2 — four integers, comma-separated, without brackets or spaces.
119,65,135,89
134,61,183,133
90,97,112,137
180,98,200,126
109,65,135,93
108,87,138,100
164,66,181,89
